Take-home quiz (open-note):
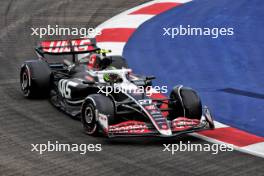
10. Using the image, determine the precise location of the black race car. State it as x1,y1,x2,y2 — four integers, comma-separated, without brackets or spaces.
20,38,214,137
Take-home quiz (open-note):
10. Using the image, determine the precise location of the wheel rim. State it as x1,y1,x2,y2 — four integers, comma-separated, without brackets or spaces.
83,103,97,134
21,70,29,94
84,106,94,124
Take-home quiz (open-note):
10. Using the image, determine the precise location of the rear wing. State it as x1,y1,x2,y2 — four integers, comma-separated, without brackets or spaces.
35,38,99,62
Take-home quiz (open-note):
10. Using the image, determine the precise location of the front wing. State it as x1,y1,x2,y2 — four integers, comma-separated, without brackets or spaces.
99,116,214,138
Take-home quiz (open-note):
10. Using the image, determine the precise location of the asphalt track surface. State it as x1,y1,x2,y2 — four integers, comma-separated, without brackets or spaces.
0,0,263,175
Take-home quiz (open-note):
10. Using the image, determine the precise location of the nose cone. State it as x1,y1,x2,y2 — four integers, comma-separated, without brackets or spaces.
159,129,172,136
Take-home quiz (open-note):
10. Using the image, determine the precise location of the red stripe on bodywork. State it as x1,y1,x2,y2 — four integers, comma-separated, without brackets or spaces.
149,93,169,117
149,92,167,99
96,28,135,42
198,127,264,147
130,3,182,15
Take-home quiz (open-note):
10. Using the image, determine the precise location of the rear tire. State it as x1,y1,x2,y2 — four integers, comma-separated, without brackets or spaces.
81,94,114,136
169,85,202,120
20,60,51,98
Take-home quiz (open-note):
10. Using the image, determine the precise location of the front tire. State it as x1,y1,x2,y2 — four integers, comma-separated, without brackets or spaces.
81,94,114,136
169,85,202,120
81,100,98,135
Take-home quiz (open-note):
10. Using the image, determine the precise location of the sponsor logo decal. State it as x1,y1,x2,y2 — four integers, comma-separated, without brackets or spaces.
58,79,78,98
171,117,200,131
41,39,94,53
109,121,150,134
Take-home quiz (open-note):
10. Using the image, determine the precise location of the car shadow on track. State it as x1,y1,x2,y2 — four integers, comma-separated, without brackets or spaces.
101,134,203,146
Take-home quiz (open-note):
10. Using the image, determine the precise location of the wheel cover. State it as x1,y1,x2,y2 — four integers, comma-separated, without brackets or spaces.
83,103,97,134
84,106,94,124
21,70,29,94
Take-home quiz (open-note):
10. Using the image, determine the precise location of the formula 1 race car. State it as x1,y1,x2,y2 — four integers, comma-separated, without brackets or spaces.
20,38,215,137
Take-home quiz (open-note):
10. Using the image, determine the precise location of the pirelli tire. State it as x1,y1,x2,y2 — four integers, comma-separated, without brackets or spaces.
169,86,202,120
20,60,51,98
81,94,115,136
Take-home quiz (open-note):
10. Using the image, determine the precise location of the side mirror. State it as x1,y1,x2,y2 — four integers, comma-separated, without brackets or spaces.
146,76,156,80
